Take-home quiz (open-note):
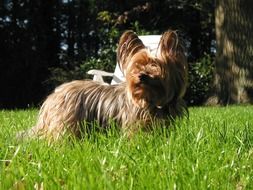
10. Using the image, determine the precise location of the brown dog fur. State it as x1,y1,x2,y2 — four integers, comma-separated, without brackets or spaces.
117,30,188,112
18,30,188,141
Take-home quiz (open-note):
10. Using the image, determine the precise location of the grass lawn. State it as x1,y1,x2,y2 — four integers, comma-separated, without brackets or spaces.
0,106,253,189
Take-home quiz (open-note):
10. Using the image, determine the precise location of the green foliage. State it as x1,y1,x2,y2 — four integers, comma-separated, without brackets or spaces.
48,26,119,86
1,106,253,189
130,21,157,35
0,0,215,108
186,54,214,105
49,36,215,106
48,20,155,86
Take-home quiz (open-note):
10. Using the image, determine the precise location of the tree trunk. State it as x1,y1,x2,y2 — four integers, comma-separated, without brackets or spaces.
207,0,253,105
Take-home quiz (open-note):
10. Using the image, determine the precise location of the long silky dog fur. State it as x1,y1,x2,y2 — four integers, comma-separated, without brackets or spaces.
18,29,188,140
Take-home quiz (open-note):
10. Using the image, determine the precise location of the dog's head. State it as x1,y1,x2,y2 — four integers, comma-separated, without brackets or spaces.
117,30,188,109
124,49,168,108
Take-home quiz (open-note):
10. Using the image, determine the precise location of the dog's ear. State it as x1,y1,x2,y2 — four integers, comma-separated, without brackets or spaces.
157,30,188,99
117,30,145,75
157,30,183,62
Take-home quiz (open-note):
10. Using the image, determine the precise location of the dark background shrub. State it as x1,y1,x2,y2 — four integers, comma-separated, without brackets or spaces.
0,0,215,108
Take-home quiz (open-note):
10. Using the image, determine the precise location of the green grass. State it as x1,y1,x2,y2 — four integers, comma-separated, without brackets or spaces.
1,106,253,189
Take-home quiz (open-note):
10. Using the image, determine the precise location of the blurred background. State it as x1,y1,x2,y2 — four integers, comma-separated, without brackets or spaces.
0,0,252,109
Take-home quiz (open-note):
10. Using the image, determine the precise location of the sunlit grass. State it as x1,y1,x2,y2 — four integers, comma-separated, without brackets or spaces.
1,106,253,189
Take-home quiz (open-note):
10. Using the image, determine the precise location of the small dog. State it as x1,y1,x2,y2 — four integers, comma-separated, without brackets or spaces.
19,30,188,140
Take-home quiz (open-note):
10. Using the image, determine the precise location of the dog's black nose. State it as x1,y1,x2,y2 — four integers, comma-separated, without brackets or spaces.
139,74,149,82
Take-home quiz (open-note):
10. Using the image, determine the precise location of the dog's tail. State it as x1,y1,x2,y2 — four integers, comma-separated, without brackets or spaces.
15,124,42,142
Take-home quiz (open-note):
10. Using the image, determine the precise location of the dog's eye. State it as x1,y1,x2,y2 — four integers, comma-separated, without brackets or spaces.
146,63,157,71
148,64,162,75
150,63,158,68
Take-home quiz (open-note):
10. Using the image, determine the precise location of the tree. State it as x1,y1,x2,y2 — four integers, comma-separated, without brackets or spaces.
0,0,60,108
208,0,253,105
0,0,216,108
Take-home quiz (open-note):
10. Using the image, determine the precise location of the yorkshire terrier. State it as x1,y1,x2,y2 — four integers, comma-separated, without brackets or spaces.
18,30,188,140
